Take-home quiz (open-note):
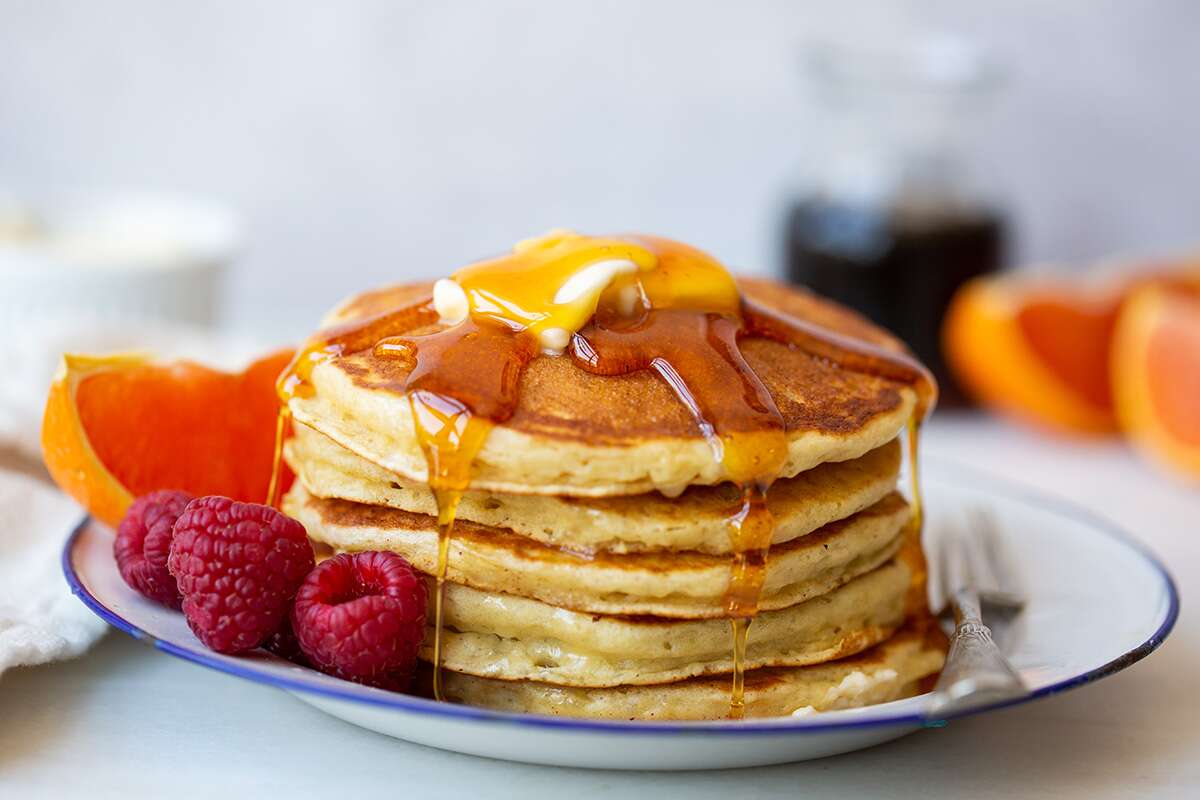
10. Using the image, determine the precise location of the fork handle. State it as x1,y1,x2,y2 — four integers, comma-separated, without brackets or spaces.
927,588,1028,718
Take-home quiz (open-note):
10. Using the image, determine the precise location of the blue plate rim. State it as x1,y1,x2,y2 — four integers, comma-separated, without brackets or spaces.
62,457,1180,736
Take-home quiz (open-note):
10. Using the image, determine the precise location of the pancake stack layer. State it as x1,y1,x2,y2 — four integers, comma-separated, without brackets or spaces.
281,274,945,720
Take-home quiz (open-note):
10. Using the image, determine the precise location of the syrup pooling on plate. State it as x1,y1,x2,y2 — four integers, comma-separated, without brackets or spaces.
270,230,935,717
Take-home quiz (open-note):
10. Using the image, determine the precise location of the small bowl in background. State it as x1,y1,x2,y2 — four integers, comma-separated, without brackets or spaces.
0,189,238,327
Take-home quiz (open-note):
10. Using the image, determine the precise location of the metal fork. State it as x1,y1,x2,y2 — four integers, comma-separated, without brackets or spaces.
926,510,1028,718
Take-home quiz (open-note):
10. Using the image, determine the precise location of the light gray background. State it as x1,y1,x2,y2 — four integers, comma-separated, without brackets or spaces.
2,0,1197,332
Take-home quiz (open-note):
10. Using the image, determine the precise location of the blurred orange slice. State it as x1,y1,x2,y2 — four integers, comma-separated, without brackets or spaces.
942,276,1125,434
1112,284,1200,479
41,349,293,527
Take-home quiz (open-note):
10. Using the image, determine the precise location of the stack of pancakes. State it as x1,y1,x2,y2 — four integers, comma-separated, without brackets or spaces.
282,278,945,720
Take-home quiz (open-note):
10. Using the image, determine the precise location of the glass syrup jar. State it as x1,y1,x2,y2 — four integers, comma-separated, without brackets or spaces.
783,35,1007,408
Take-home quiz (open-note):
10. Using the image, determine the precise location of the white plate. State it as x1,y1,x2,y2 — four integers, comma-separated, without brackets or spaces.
63,460,1178,770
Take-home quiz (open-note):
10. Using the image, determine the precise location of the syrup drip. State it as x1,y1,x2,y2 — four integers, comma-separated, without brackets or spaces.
408,391,493,702
907,418,924,530
902,417,927,616
279,300,440,402
744,298,937,616
268,298,439,511
729,617,752,718
277,304,535,701
572,295,937,716
374,321,536,700
722,484,776,719
743,299,937,420
572,308,787,717
265,405,292,509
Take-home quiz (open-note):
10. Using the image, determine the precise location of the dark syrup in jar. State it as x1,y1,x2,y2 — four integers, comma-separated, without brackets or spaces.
784,199,1004,408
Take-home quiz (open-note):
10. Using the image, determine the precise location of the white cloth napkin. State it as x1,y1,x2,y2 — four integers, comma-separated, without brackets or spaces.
0,467,108,676
0,314,268,675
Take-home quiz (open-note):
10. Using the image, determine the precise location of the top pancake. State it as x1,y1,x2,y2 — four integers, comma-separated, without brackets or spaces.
289,277,919,497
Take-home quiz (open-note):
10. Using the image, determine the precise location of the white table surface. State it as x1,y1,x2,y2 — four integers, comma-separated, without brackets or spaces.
2,415,1196,798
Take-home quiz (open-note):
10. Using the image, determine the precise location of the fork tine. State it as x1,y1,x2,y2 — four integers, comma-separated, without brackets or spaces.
964,510,1000,593
941,528,968,599
927,522,948,613
957,529,977,594
926,525,945,614
976,510,1020,594
926,510,1029,715
971,508,1026,611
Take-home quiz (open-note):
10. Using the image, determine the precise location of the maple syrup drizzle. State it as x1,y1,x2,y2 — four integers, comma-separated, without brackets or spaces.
743,299,936,420
744,298,937,617
902,417,928,616
275,300,536,700
729,616,752,718
571,307,787,717
269,300,445,509
907,418,924,530
721,484,776,718
376,321,536,700
265,405,291,509
407,391,494,702
272,232,936,719
269,299,439,514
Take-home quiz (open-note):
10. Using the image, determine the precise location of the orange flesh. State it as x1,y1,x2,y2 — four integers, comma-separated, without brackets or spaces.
1016,297,1118,412
942,277,1119,434
75,350,294,505
1145,296,1200,447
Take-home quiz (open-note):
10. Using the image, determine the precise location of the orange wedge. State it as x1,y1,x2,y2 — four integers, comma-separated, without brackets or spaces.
1112,283,1200,480
942,275,1125,434
42,349,293,527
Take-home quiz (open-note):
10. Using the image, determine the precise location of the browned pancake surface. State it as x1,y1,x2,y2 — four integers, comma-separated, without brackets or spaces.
321,277,912,446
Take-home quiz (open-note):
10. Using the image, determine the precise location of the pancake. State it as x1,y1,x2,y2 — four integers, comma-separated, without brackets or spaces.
427,560,908,687
285,485,910,618
286,277,919,497
287,424,902,555
432,622,946,720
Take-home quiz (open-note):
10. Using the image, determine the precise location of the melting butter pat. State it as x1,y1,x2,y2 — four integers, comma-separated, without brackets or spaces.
552,259,639,305
433,278,469,326
435,231,659,354
434,261,639,353
537,327,571,354
430,230,741,355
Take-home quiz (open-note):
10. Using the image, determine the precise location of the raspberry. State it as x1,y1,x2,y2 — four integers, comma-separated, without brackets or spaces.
292,552,427,690
168,496,314,654
114,490,193,608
